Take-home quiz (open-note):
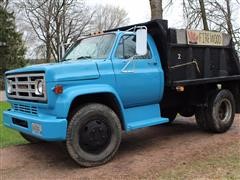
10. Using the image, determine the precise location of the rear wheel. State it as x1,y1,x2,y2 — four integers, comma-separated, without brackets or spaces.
195,89,235,133
20,132,43,143
66,103,122,167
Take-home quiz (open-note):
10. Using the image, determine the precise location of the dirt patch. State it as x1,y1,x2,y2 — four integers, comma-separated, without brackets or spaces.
1,115,239,179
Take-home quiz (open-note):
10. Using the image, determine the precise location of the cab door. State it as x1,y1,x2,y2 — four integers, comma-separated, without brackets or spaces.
112,34,163,108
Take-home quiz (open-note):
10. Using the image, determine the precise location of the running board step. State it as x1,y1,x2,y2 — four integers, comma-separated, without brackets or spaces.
127,117,169,131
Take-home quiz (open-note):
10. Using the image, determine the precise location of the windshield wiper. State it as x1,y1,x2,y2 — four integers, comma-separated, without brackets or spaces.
61,58,71,62
77,56,92,60
60,56,92,62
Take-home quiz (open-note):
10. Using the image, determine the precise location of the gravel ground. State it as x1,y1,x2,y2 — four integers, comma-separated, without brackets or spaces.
0,115,239,179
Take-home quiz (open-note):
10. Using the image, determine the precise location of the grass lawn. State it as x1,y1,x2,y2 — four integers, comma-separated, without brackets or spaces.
0,101,27,148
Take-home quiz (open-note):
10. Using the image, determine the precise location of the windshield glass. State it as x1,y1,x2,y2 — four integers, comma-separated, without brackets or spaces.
63,34,115,61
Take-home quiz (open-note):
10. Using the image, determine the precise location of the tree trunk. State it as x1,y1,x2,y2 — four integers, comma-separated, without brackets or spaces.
46,38,51,63
149,0,163,20
45,29,51,63
55,17,61,62
198,0,209,30
225,0,233,37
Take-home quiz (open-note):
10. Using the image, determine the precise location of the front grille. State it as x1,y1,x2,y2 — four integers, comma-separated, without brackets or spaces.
13,103,38,115
6,73,47,101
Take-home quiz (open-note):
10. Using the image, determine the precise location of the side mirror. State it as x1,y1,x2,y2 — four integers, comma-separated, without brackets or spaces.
136,28,147,56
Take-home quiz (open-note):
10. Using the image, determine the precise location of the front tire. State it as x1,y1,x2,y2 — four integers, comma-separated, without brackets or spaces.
66,103,122,167
195,89,235,133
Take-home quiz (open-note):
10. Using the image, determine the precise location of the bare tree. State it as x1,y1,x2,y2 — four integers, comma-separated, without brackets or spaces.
183,0,240,52
50,0,95,60
0,0,9,9
17,0,60,62
183,0,209,29
208,0,240,51
16,0,94,62
90,5,129,32
149,0,175,20
198,0,209,30
149,0,163,19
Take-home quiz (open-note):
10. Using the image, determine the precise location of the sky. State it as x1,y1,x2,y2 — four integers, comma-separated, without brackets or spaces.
86,0,240,29
12,0,239,31
86,0,185,28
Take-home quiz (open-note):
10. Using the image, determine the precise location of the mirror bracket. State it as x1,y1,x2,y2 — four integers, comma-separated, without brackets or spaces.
121,56,136,73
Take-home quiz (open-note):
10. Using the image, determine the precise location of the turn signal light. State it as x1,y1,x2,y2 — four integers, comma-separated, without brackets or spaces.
54,85,63,94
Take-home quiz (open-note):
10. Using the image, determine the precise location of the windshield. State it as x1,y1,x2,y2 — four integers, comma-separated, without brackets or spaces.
63,34,115,61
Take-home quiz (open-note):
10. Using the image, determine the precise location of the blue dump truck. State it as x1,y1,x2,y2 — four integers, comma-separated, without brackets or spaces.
3,19,240,167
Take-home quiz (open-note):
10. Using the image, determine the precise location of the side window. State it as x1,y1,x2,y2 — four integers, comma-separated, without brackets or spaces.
115,35,151,59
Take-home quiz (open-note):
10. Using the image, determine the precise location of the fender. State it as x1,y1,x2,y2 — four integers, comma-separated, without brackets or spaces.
54,84,127,128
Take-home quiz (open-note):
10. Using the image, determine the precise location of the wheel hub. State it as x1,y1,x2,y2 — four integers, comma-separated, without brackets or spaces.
218,99,231,122
79,119,111,154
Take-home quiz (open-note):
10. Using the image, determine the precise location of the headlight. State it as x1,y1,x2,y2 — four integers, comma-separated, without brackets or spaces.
7,80,13,94
35,79,44,95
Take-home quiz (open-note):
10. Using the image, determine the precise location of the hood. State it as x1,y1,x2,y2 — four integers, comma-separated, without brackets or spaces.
5,60,100,82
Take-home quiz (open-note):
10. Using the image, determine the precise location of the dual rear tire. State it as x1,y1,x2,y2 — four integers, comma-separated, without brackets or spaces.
195,89,235,133
162,89,235,133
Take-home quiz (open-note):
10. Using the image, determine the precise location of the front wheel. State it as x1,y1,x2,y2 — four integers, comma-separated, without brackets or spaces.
66,103,122,167
195,89,235,133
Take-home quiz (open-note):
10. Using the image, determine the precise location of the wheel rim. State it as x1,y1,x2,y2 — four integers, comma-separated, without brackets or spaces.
79,119,111,154
217,99,232,122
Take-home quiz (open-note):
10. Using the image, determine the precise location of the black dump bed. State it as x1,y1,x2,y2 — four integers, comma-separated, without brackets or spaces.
108,19,240,87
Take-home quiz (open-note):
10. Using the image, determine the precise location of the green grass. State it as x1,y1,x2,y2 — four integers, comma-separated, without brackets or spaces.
0,101,27,148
